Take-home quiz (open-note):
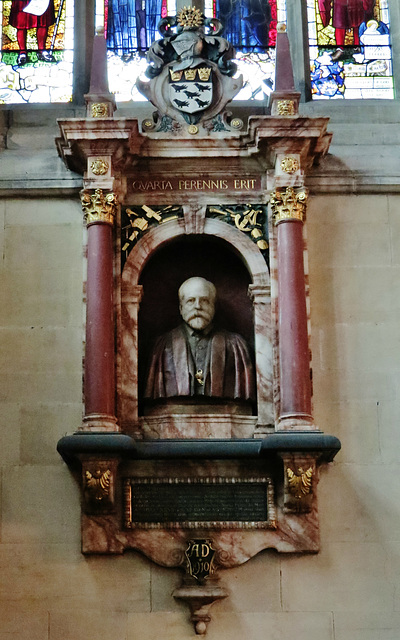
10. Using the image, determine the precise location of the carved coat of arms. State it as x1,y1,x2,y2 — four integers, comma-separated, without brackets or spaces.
137,7,243,129
169,66,212,115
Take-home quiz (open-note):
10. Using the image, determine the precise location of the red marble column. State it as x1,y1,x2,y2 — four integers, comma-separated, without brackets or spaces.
81,189,119,432
271,187,313,429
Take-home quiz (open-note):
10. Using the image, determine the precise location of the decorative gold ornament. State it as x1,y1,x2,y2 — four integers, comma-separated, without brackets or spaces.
280,156,300,175
91,102,109,118
121,205,182,258
277,99,296,116
80,188,118,226
286,467,313,501
270,187,308,225
90,159,109,176
207,205,269,255
277,22,287,33
177,6,203,29
230,118,243,130
85,469,111,501
187,124,199,135
142,119,155,130
251,228,269,250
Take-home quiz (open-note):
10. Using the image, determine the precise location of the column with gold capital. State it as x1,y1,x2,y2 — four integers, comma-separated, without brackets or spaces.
270,186,313,430
80,189,119,432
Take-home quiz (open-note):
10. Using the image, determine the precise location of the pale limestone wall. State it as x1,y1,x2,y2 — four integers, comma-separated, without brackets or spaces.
0,162,399,637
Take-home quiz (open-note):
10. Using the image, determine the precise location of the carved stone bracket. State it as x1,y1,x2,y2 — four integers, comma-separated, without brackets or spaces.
173,574,228,635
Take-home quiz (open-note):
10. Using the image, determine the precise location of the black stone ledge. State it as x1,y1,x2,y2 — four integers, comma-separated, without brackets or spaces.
57,431,341,466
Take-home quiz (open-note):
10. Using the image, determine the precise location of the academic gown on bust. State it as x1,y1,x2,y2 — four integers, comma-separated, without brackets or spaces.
145,325,255,402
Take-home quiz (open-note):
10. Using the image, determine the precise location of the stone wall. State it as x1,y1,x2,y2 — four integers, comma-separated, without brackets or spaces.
0,110,399,639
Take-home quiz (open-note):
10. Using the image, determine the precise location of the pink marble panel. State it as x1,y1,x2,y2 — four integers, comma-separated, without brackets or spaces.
249,284,274,428
119,285,142,428
183,205,206,234
81,505,320,561
140,414,257,439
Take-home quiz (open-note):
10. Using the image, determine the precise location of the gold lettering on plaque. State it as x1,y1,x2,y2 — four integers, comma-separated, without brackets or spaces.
185,539,216,581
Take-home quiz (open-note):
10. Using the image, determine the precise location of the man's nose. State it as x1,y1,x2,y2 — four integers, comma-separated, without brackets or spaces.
194,298,201,309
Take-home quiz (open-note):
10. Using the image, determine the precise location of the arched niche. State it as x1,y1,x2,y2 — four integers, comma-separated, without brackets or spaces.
119,218,273,435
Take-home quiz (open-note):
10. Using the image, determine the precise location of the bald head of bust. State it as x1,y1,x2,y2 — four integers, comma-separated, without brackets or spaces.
178,277,216,332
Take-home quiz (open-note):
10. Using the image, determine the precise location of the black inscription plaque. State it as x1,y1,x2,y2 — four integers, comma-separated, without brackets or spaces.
124,477,276,529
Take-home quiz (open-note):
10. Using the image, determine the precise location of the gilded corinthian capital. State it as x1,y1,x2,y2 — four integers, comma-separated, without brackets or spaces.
80,189,118,227
269,187,308,225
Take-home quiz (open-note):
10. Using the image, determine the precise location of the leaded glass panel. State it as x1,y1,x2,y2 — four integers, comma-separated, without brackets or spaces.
105,0,287,102
308,0,394,99
0,0,74,103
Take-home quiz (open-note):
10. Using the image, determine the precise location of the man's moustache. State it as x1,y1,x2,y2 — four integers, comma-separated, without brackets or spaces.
187,312,210,321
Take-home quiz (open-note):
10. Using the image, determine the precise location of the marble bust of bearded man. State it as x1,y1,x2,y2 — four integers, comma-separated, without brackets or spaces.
144,277,255,404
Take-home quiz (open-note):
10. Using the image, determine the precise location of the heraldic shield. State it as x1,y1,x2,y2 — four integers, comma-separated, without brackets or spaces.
169,66,213,115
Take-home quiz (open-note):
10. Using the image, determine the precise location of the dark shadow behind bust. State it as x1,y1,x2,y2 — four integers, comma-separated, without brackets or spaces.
138,236,255,415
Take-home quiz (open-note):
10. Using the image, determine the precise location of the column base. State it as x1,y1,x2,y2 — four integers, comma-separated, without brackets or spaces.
80,413,120,432
276,413,316,431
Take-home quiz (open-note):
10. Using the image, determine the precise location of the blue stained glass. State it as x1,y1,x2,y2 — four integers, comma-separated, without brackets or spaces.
105,0,287,102
216,0,273,51
106,0,162,55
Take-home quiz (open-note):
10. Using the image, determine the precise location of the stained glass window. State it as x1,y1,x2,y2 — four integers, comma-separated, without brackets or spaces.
0,0,74,103
104,0,287,102
308,0,393,99
106,0,163,56
209,0,287,100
